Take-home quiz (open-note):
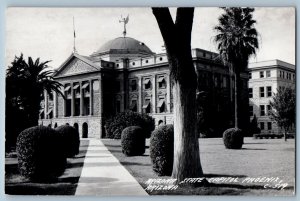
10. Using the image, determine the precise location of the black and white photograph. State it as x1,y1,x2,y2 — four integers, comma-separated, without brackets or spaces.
4,7,295,196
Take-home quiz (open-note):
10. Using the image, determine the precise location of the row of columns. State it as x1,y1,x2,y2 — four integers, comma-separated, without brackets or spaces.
43,77,103,119
68,79,93,117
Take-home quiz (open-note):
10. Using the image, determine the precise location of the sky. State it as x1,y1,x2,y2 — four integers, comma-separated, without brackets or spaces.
5,7,295,69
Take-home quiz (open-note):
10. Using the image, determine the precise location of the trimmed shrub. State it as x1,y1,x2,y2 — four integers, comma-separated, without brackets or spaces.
121,126,145,156
104,111,155,139
55,125,80,157
223,128,244,149
150,124,174,176
16,126,66,181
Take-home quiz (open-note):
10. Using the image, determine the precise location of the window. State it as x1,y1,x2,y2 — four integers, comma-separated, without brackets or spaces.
260,71,264,78
260,122,265,130
143,99,151,113
158,76,166,89
267,105,271,115
249,72,252,79
249,105,253,116
73,83,80,95
267,122,272,130
249,88,253,98
157,98,166,113
203,52,206,57
260,87,265,97
64,85,71,96
144,78,151,90
145,60,148,63
260,105,265,116
267,86,272,97
266,70,271,77
159,57,163,61
130,79,137,91
130,99,137,112
132,62,135,66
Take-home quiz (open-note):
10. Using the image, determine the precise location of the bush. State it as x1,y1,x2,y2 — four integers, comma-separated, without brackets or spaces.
223,128,244,149
121,126,145,156
55,125,80,157
104,111,155,139
16,126,66,181
150,124,174,176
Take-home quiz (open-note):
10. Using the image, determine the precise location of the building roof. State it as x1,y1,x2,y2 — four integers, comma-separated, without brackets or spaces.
91,37,154,56
248,59,295,71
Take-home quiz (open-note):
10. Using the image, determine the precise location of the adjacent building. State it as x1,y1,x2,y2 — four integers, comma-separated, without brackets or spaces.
248,60,296,134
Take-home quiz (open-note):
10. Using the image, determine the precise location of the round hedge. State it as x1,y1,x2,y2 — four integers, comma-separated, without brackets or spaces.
121,126,145,156
55,125,80,157
16,126,66,181
104,111,155,139
223,128,244,149
150,124,174,176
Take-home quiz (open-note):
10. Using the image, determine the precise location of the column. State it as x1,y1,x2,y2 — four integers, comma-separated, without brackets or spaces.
44,90,48,119
53,91,57,118
89,79,93,115
166,74,171,112
152,75,157,113
71,83,74,116
138,77,143,113
99,75,104,138
80,82,84,116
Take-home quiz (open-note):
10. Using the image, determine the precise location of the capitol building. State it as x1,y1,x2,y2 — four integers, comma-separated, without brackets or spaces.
38,31,295,138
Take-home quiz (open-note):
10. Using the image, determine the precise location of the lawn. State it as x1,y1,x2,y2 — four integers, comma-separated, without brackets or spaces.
5,139,89,195
102,137,295,196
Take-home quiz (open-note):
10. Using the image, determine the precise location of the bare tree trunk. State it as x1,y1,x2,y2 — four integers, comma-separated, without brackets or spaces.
172,82,203,180
152,7,203,182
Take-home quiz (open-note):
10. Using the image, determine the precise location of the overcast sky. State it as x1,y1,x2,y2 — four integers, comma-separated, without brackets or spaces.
6,7,295,69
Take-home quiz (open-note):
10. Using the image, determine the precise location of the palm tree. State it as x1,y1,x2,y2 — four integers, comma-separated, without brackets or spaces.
214,7,259,128
6,54,63,133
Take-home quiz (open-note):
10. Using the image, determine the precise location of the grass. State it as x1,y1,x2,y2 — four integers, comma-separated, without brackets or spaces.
102,137,295,196
5,139,89,195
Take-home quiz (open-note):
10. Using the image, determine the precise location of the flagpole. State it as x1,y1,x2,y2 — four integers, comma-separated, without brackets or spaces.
73,16,76,53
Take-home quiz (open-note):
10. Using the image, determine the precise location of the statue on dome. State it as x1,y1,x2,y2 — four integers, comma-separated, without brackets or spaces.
119,15,129,37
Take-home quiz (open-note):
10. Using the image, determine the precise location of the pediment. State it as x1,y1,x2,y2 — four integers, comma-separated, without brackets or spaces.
54,54,99,77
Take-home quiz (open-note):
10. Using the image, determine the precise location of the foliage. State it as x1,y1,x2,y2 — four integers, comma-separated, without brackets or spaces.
214,7,259,128
249,115,261,135
16,126,66,181
104,111,155,139
269,87,295,140
150,124,174,176
6,54,63,149
223,128,244,149
121,126,145,156
55,125,80,157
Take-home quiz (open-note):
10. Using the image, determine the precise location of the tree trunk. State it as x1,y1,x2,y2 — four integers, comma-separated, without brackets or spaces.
234,68,241,128
152,7,203,182
284,130,287,141
172,82,203,181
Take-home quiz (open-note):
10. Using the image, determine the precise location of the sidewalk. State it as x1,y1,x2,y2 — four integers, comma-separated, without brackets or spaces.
75,139,148,196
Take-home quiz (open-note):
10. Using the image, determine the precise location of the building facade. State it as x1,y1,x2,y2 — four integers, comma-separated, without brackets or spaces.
248,60,296,134
39,36,250,138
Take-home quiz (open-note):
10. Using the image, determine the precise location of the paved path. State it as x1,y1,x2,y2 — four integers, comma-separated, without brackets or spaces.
75,139,148,196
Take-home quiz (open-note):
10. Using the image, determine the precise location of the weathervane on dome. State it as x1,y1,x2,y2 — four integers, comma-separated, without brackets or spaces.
119,15,129,37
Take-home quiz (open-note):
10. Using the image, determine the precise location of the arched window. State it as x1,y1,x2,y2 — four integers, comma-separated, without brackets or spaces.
82,122,88,138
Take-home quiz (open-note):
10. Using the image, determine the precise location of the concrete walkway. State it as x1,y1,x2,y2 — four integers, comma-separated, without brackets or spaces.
75,139,148,196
